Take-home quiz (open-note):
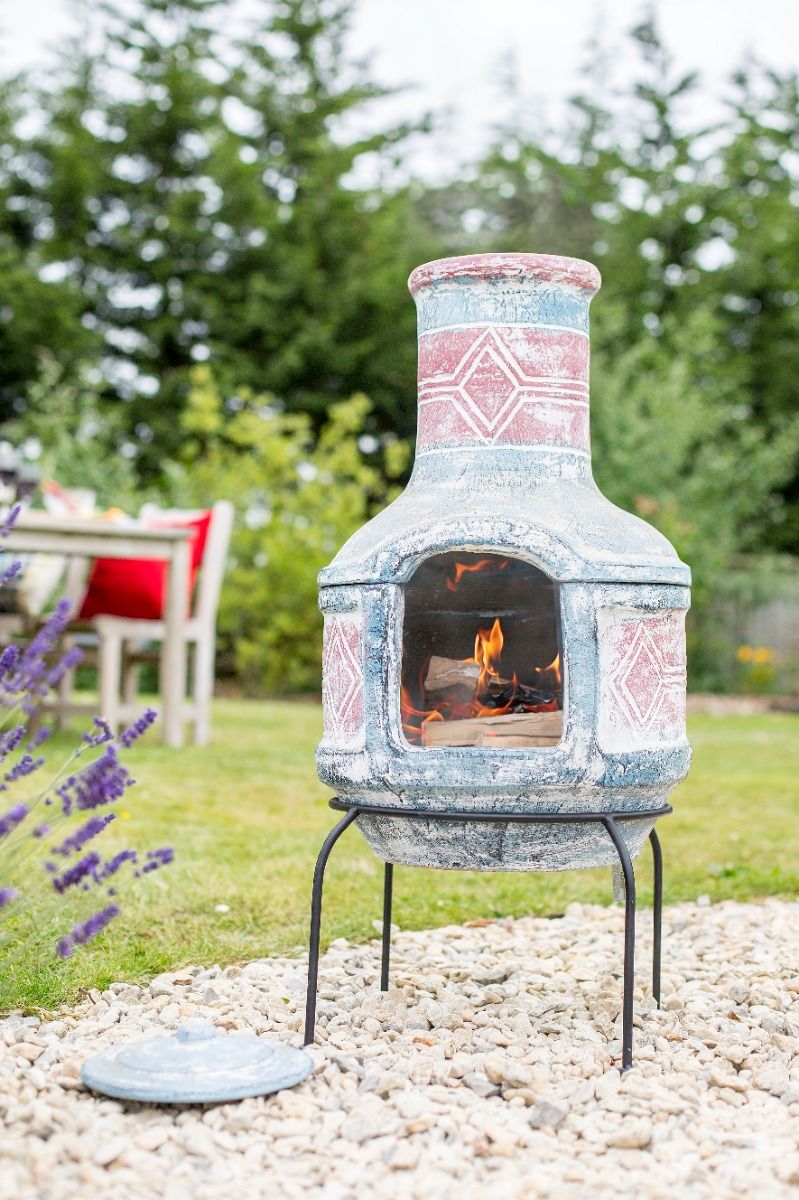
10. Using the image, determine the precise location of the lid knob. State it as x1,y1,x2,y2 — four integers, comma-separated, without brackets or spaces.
176,1021,217,1042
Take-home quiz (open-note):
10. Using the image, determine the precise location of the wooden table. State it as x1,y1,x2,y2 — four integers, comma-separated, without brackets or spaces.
5,513,193,748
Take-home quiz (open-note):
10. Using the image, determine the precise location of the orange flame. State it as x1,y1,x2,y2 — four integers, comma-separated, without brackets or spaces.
474,617,504,692
446,558,509,592
535,652,561,690
400,684,444,740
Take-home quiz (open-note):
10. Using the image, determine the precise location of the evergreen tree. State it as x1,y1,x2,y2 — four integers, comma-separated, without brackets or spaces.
0,69,98,417
206,0,424,441
2,0,424,477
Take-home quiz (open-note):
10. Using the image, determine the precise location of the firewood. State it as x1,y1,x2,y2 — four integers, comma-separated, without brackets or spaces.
424,655,480,695
481,678,557,710
421,711,563,749
424,655,557,711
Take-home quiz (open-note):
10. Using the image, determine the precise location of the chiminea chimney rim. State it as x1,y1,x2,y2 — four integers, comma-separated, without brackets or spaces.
408,253,601,297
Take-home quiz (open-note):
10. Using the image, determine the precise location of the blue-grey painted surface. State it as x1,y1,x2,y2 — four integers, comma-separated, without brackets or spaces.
80,1021,313,1104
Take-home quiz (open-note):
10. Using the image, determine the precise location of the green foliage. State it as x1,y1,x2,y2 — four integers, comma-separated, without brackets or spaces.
0,73,98,406
167,365,407,691
590,307,799,686
0,0,423,477
416,17,799,555
2,356,140,510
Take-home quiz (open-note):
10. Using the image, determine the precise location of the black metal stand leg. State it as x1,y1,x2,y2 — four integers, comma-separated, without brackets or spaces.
304,808,360,1046
603,818,637,1073
381,863,393,992
649,829,663,1009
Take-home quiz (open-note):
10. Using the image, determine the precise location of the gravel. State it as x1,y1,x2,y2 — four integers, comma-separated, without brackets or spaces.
2,898,799,1199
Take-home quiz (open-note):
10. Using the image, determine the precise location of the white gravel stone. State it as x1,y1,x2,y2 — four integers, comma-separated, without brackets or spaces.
93,1135,129,1166
3,898,799,1199
159,1002,181,1026
14,1043,46,1063
528,1099,568,1128
606,1120,653,1149
134,1125,171,1151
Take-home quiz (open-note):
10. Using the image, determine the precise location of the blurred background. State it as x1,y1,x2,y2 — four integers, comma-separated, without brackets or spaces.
1,0,799,697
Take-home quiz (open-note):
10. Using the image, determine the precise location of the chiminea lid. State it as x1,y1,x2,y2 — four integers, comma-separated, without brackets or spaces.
80,1021,313,1104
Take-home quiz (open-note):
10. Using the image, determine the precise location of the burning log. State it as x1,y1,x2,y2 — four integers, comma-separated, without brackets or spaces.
421,711,563,749
424,655,480,697
423,654,556,711
480,677,557,711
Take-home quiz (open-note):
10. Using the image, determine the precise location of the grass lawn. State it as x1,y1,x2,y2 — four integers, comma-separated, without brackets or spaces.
3,701,798,1013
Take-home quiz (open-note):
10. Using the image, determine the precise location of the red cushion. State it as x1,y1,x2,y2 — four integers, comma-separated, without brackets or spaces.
78,511,212,621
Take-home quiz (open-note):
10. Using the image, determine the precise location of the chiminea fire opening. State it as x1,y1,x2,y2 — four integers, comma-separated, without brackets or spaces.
401,552,563,749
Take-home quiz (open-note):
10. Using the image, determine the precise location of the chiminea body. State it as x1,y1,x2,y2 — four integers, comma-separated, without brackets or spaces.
317,254,690,871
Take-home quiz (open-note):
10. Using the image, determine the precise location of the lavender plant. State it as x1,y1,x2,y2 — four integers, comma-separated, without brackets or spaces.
0,507,173,967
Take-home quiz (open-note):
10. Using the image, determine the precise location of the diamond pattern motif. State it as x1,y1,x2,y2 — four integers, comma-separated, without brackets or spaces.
460,346,518,427
322,614,364,741
599,611,687,749
417,326,589,449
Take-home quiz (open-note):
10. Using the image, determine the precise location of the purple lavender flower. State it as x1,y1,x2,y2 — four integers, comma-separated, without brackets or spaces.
0,803,28,838
82,717,114,748
57,903,120,957
7,599,72,700
55,746,133,816
119,708,158,748
0,725,26,759
0,567,167,964
95,848,138,881
141,847,175,874
0,504,21,537
3,753,45,786
0,645,19,677
0,559,22,589
27,725,52,750
46,645,83,688
51,851,101,895
53,813,116,857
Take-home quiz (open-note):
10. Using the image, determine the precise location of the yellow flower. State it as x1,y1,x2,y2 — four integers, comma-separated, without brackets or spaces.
753,647,774,665
736,645,753,663
120,811,131,820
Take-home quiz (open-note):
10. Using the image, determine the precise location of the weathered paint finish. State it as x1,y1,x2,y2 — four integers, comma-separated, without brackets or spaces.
321,612,365,745
316,253,691,871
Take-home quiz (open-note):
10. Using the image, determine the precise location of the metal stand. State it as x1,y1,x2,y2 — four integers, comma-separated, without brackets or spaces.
304,800,669,1072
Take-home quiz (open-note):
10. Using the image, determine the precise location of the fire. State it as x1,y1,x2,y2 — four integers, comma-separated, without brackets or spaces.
474,618,503,692
446,558,509,592
400,685,444,740
401,616,562,744
535,653,561,690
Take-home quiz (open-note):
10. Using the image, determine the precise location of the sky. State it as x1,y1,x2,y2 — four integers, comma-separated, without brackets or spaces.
2,0,798,176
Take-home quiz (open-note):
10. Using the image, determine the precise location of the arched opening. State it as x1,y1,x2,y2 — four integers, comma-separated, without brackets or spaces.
400,552,563,748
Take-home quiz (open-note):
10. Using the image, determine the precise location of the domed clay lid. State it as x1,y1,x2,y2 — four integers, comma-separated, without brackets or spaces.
80,1020,313,1103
